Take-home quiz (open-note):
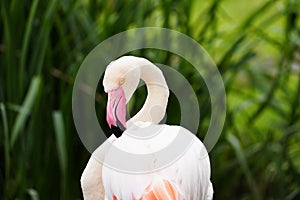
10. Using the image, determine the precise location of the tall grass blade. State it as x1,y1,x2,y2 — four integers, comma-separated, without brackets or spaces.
27,188,39,200
52,111,67,199
19,0,39,95
30,0,57,74
1,0,16,102
0,103,10,197
227,134,260,199
10,76,42,147
52,111,67,175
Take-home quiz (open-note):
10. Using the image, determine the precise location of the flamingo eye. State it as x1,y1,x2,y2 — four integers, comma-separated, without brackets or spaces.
119,78,125,85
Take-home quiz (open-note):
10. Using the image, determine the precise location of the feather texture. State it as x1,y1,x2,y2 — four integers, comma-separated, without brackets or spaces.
102,122,213,200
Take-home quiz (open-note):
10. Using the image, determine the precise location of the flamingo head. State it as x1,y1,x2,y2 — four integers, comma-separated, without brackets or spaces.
103,57,141,136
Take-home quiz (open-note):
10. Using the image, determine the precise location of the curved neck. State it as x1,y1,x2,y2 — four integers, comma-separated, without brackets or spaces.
127,60,169,126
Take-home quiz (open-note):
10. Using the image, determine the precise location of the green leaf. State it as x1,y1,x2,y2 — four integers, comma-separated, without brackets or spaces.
0,103,10,182
10,76,42,147
227,134,261,199
19,0,39,95
27,188,39,200
52,111,67,176
52,111,68,199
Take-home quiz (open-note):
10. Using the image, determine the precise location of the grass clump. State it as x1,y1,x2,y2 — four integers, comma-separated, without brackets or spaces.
1,0,299,199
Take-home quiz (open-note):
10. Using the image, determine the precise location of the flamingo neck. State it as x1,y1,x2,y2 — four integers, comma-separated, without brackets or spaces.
127,62,169,126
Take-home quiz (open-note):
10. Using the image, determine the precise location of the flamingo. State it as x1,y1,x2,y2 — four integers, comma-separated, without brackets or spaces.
81,56,213,200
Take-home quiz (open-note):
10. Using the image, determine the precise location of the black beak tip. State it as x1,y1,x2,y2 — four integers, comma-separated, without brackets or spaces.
111,125,124,138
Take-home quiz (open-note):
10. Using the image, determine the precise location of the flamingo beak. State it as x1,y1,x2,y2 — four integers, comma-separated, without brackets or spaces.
106,86,127,136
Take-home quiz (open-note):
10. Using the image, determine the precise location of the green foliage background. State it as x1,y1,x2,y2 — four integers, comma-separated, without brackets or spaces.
1,0,300,199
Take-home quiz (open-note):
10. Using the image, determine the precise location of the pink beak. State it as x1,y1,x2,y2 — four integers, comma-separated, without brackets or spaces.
106,86,127,130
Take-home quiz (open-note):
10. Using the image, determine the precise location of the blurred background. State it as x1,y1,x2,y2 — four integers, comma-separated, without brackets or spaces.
1,0,300,199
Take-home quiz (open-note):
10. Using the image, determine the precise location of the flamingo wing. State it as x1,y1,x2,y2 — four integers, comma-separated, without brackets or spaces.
102,123,213,200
